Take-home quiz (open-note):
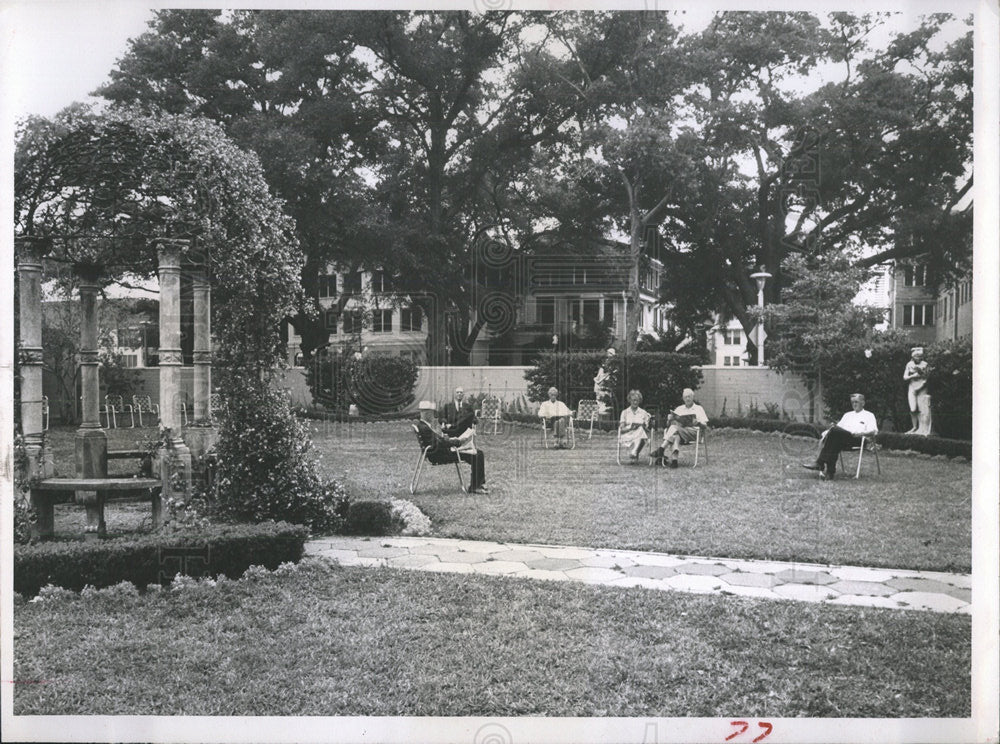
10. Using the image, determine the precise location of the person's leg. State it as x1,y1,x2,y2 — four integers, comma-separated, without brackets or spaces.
820,427,857,476
554,416,567,446
907,387,919,433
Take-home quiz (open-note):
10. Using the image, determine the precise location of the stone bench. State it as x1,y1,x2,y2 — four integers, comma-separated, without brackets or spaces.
31,477,162,539
107,449,150,460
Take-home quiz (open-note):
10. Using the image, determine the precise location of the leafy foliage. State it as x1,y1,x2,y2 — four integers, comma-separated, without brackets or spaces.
306,353,419,414
342,500,403,536
924,337,972,440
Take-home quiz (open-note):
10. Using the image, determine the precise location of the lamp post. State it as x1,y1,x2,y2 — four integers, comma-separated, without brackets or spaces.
749,269,772,367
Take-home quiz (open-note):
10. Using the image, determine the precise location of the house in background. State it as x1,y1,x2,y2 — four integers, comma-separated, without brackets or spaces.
886,260,972,343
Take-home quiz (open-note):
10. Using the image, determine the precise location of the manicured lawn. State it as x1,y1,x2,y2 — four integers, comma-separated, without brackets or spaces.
13,559,970,717
310,421,971,572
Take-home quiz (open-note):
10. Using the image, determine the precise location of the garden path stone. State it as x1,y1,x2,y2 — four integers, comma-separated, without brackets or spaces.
304,536,971,615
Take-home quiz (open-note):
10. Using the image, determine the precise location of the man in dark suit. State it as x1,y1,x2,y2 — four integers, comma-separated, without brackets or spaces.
440,386,475,436
417,401,487,493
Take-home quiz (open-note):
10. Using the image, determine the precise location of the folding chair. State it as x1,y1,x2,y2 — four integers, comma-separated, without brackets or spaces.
176,391,192,426
100,394,133,429
616,416,654,465
132,395,160,427
574,399,600,440
838,435,881,479
210,393,223,416
652,425,709,467
42,395,50,431
476,397,503,435
542,415,575,449
410,423,466,494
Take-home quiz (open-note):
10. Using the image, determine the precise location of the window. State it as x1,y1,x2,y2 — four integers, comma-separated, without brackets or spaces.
902,304,935,326
317,274,337,298
343,271,362,294
400,307,422,332
324,309,339,333
723,356,731,367
723,329,742,345
121,354,138,368
342,310,363,334
371,271,393,293
583,299,600,324
903,264,926,287
373,309,393,333
723,355,740,367
536,297,555,326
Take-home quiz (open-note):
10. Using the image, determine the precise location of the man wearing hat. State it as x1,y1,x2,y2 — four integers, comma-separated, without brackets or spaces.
417,401,487,493
651,387,709,468
903,347,932,435
803,393,878,480
441,386,475,437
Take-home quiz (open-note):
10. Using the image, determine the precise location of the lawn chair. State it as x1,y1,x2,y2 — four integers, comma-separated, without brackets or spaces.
132,395,160,427
409,423,466,494
210,393,223,416
176,391,192,426
42,395,50,431
616,416,654,465
838,435,881,479
476,396,503,435
652,424,709,468
542,415,575,449
574,399,600,441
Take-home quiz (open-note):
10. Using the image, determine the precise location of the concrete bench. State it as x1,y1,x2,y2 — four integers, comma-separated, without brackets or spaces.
107,449,150,460
31,477,162,538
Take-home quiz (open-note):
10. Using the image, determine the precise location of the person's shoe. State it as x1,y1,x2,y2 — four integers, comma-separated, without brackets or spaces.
802,461,823,471
670,458,678,469
629,455,638,464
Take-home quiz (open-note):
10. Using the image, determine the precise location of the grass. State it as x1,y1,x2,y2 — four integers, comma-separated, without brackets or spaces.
13,559,970,717
309,421,971,572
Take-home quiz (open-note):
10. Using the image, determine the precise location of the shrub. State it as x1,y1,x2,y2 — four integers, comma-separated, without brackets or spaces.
390,499,432,536
343,500,403,536
14,521,308,597
307,353,418,414
818,333,912,428
926,337,972,440
525,351,703,416
213,383,348,532
13,435,37,545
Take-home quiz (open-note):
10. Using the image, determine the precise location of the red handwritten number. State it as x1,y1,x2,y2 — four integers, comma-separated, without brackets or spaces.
752,722,773,743
726,721,749,741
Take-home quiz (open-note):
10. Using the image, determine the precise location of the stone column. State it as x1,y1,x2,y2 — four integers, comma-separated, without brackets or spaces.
158,240,192,498
17,239,55,537
184,259,217,463
75,265,108,536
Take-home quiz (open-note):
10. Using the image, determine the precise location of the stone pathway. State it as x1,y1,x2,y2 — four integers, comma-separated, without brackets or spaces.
305,536,971,614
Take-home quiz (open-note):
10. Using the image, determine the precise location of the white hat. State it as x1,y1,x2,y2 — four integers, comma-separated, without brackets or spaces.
418,400,437,411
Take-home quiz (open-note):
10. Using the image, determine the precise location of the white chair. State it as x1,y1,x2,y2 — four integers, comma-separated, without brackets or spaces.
475,397,503,435
838,435,881,479
100,394,134,429
542,415,575,449
652,424,709,468
616,416,654,465
42,395,50,431
574,399,600,440
132,395,160,427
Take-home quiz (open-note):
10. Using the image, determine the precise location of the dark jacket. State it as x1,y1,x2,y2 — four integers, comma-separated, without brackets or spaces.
415,420,460,465
441,401,475,436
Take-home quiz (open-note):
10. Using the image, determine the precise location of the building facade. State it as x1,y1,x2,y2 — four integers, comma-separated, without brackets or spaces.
887,261,972,343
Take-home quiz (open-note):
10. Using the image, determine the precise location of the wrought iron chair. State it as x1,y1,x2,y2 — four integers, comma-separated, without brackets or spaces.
410,423,467,494
132,395,160,427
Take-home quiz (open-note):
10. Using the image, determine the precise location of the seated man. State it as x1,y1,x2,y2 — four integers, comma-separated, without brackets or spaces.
652,388,709,468
417,401,487,493
441,386,475,436
619,389,651,463
803,393,878,480
538,386,573,448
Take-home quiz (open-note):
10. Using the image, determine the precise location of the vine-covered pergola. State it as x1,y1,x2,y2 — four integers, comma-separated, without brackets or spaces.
15,107,305,536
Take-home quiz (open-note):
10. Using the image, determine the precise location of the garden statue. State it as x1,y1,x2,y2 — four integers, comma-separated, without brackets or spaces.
903,346,933,435
594,347,616,415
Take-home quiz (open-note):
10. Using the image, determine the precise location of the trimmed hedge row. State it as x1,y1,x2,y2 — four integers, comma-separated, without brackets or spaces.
14,522,309,597
294,406,418,424
712,417,971,459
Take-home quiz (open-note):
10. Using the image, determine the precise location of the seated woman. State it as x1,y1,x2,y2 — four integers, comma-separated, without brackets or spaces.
618,389,651,463
538,386,573,448
652,388,709,468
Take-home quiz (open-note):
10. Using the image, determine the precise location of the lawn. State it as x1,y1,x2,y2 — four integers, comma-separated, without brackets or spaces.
310,421,971,572
13,559,970,717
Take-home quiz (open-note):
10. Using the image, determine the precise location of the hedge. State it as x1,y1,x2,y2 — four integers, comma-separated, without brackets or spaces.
712,417,971,459
14,522,309,597
307,353,418,414
525,351,703,416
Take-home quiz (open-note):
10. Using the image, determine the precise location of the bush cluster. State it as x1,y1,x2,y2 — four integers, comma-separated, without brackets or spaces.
213,382,348,532
307,353,419,414
13,521,308,597
525,351,703,417
342,500,403,536
924,338,972,440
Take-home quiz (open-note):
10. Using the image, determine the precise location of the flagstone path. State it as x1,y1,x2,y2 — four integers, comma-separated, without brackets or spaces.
305,536,971,614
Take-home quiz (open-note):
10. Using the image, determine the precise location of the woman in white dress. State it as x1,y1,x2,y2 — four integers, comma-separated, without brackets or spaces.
618,389,651,463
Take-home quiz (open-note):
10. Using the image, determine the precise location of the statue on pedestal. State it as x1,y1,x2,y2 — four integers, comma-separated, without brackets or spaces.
903,346,933,435
594,348,616,415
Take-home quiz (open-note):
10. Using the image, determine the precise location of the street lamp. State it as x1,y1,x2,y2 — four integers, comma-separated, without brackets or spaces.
749,269,772,367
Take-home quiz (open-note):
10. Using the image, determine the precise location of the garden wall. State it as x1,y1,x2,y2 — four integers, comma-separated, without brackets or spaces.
695,366,821,422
